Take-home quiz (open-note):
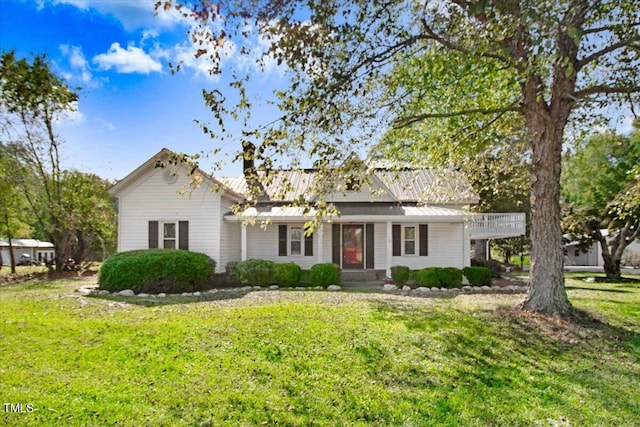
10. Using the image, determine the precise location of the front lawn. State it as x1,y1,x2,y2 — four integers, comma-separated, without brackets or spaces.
1,274,639,426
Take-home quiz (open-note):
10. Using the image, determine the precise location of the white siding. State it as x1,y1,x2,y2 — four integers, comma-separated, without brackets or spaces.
391,223,466,269
117,167,225,271
245,223,317,269
374,223,388,270
219,197,241,271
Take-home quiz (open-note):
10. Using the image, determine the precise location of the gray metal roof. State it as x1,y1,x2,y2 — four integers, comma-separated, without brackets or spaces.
223,167,478,205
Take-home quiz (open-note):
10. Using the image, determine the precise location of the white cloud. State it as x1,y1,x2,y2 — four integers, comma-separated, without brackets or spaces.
59,44,97,86
40,0,186,31
93,42,162,74
55,102,85,126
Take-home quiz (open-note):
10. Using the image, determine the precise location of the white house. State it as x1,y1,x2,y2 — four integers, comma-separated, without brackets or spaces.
109,149,525,277
564,234,640,267
0,239,55,265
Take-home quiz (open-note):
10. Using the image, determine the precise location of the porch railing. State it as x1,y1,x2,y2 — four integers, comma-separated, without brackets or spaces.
470,213,526,239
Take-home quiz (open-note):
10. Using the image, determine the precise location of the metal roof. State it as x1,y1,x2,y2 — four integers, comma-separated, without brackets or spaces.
223,167,478,205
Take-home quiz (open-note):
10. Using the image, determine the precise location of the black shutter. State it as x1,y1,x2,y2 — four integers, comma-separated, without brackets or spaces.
365,223,374,269
419,224,428,256
305,231,313,256
332,224,341,265
392,224,401,256
148,221,159,249
179,221,189,250
278,225,287,256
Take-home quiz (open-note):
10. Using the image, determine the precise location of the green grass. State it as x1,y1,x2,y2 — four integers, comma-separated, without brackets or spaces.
1,273,639,426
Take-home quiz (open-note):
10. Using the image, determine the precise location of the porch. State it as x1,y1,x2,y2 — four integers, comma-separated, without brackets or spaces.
470,213,526,239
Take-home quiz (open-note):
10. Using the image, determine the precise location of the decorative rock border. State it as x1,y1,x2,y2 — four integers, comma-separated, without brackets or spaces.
76,281,527,298
76,284,342,297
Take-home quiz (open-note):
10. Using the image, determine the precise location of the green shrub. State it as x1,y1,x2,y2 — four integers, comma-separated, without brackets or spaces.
471,258,503,278
310,263,341,287
415,267,463,288
440,267,463,288
226,261,240,280
463,266,492,286
235,259,275,286
98,249,215,293
415,268,441,287
390,265,411,285
273,263,302,287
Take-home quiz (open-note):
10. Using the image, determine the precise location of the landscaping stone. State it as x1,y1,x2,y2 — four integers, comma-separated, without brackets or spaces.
181,292,192,297
137,293,150,298
383,284,398,291
430,287,440,292
118,289,134,296
269,285,279,290
240,286,253,291
98,290,111,296
402,285,412,291
327,285,342,291
313,286,323,290
253,286,263,290
415,287,430,293
481,286,491,290
208,289,218,294
193,291,201,296
157,293,166,298
462,286,473,292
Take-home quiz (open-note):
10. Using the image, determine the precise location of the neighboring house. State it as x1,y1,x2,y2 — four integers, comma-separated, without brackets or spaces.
0,239,55,266
564,233,640,267
109,149,525,277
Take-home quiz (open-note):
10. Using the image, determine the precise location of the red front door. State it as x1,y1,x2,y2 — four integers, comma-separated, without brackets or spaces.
342,225,364,269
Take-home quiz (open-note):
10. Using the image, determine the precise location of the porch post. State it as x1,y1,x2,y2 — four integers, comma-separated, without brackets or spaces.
317,223,324,264
386,221,392,278
241,223,247,261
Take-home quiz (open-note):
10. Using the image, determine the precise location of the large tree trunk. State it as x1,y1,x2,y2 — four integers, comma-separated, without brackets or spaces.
516,93,572,316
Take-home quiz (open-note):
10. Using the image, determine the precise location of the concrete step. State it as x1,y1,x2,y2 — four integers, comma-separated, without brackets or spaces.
341,269,378,282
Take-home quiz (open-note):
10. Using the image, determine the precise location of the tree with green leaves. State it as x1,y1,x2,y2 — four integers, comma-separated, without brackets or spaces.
0,144,33,273
161,0,640,316
0,51,115,270
562,123,640,280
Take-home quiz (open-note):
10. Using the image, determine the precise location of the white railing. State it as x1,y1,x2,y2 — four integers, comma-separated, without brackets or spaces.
470,213,526,239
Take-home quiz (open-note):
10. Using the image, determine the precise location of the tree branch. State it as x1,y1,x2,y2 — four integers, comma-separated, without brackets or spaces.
393,103,521,129
576,35,640,70
574,85,640,99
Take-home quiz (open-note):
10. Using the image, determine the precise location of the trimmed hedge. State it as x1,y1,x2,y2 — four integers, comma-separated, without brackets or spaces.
463,266,492,286
471,258,503,278
235,259,275,286
390,265,411,285
98,249,215,293
273,263,302,287
310,263,341,287
415,267,463,288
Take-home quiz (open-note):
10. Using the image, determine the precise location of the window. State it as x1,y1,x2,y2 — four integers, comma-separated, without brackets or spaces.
290,226,302,255
404,225,416,255
279,225,313,257
149,220,189,250
163,223,176,249
392,224,428,257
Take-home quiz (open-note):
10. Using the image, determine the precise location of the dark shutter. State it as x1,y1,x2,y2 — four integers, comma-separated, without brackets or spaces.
365,223,374,269
392,224,401,256
179,221,189,250
148,221,159,249
304,231,313,257
419,224,428,256
278,225,287,256
332,224,341,265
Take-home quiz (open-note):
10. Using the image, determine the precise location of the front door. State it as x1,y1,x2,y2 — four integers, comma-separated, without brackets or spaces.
342,224,364,269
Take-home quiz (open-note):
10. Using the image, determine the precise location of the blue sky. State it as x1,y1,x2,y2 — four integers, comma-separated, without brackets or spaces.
0,0,283,180
1,1,636,182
